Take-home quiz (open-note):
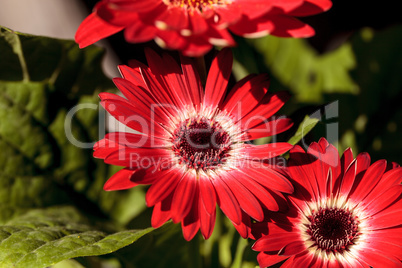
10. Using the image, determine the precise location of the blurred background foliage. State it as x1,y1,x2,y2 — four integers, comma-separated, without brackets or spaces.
0,0,402,267
232,24,402,164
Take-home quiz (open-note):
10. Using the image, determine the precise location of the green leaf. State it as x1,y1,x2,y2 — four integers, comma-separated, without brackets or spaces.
0,206,153,268
235,35,358,103
0,26,127,223
0,173,69,224
0,26,113,97
51,259,86,268
0,82,56,176
288,115,320,145
114,222,191,268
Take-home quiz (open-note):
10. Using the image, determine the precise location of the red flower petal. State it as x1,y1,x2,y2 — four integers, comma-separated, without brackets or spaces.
103,148,171,167
131,168,171,185
155,29,188,50
338,158,357,196
349,159,387,202
243,118,293,141
368,241,402,262
358,248,402,268
292,251,316,267
244,143,293,159
179,55,204,105
221,172,264,221
233,0,277,19
145,168,183,207
230,15,315,38
243,166,294,194
171,173,198,223
235,171,281,212
231,212,251,238
306,141,334,197
199,177,217,215
75,13,123,48
118,63,147,88
151,193,173,228
370,204,402,229
143,49,188,109
289,0,333,17
161,53,195,108
103,168,138,190
211,176,242,225
124,19,158,43
362,185,402,215
362,167,402,202
203,48,233,108
238,91,291,129
140,59,181,107
104,132,167,148
181,190,200,241
205,26,236,47
96,2,137,26
187,10,209,35
278,240,306,256
155,6,189,31
253,233,300,251
369,229,402,246
93,138,124,159
180,36,214,57
256,252,289,268
214,5,242,26
112,78,170,123
269,16,316,38
340,147,355,176
99,94,168,137
199,198,216,239
105,0,162,12
222,74,270,117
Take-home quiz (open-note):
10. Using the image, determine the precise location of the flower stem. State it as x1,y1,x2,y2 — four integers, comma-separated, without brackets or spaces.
188,232,202,268
230,236,249,268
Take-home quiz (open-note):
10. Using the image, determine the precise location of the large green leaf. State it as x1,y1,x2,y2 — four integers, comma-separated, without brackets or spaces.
0,25,148,226
0,206,153,268
247,36,358,103
0,80,70,223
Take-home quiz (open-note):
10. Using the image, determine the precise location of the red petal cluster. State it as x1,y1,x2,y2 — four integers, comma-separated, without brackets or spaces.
75,0,332,56
94,48,294,240
252,138,402,268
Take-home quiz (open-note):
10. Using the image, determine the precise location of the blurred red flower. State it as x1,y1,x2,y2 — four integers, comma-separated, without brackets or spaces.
252,138,402,267
94,48,294,240
75,0,332,56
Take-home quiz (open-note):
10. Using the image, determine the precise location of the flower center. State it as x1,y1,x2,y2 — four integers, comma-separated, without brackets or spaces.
171,117,232,171
307,208,360,253
164,0,230,11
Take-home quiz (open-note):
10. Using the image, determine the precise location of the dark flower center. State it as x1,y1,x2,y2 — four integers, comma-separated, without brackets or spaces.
307,208,359,253
172,117,232,170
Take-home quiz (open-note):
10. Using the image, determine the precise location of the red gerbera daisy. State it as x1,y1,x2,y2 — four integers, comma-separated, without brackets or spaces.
75,0,332,56
252,138,402,267
94,48,294,240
